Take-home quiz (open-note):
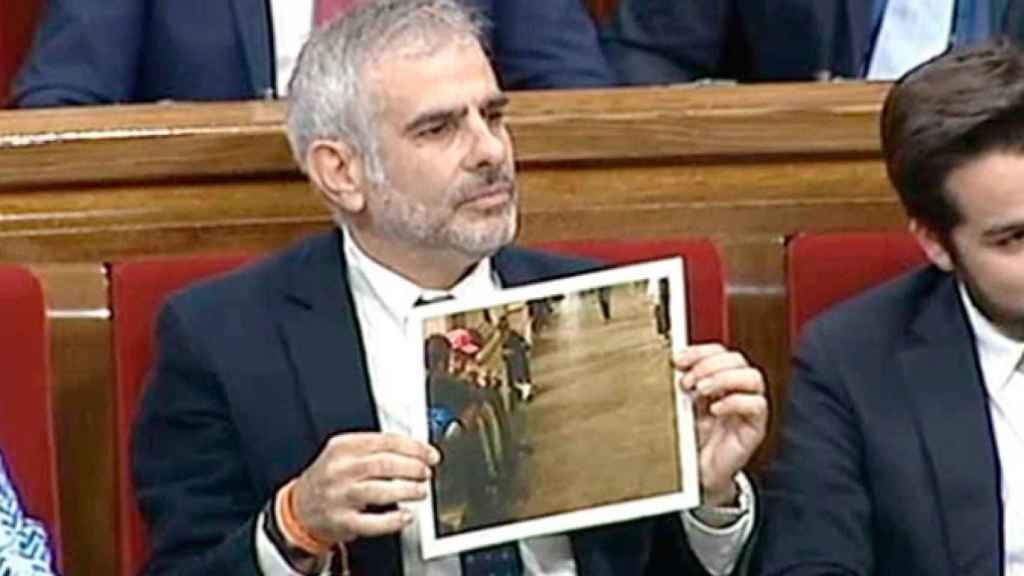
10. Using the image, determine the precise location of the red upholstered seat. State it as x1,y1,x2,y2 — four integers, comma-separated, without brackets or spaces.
535,238,729,344
0,264,62,567
109,254,254,576
786,232,927,345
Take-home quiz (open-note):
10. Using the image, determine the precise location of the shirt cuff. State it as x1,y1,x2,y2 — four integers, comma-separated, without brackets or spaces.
255,511,332,576
680,472,756,576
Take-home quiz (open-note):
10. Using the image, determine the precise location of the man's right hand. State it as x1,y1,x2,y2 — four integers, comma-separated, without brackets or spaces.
291,432,440,544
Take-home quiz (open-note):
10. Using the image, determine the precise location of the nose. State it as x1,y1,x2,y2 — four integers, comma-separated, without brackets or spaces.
464,111,509,171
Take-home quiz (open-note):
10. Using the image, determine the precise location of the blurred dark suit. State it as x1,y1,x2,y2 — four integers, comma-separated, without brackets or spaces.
599,0,1024,84
753,266,1002,575
13,0,612,107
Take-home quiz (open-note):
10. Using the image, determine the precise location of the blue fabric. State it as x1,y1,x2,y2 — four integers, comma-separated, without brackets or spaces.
753,267,1003,574
461,542,522,576
429,406,458,442
954,0,994,45
13,0,612,107
0,455,55,576
601,0,1024,83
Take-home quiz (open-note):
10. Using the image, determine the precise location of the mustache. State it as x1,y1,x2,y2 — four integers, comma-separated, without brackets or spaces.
454,168,516,202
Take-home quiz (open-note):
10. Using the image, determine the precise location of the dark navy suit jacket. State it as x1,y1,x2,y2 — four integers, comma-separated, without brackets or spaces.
13,0,612,107
133,230,709,575
599,0,1024,84
753,266,1003,575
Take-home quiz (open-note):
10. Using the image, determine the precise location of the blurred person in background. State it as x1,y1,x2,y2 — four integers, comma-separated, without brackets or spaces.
13,0,612,107
600,0,1024,85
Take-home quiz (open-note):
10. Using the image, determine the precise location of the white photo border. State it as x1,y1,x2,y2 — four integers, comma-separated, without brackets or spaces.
407,257,700,559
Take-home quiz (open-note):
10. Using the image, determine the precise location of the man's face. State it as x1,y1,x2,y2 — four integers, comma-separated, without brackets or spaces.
918,151,1024,339
360,37,517,264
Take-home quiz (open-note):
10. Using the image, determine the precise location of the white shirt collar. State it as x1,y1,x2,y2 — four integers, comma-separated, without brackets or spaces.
342,226,497,325
958,282,1024,395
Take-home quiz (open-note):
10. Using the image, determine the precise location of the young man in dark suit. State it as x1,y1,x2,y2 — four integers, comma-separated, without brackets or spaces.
133,1,768,574
754,40,1024,575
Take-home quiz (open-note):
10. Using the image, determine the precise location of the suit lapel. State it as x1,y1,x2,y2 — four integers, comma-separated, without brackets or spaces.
492,248,532,287
842,0,873,76
275,230,401,575
1000,0,1024,41
898,278,1002,575
229,0,275,98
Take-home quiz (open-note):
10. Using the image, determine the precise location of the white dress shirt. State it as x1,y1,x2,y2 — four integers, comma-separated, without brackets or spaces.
270,0,315,96
960,284,1024,575
867,0,956,80
256,227,754,574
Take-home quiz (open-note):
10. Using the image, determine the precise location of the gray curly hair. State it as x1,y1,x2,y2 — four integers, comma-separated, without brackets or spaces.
285,0,486,183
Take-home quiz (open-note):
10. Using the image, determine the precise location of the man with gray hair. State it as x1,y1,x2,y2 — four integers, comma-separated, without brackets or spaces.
133,1,768,575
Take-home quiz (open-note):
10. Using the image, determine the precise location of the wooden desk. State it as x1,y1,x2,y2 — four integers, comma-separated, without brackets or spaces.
0,82,900,574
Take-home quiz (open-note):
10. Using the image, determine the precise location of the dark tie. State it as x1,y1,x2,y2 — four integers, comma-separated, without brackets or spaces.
460,542,523,576
314,0,361,27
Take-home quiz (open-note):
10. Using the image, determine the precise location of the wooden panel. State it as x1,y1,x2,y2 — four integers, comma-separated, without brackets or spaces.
0,83,904,574
31,264,115,576
0,84,888,190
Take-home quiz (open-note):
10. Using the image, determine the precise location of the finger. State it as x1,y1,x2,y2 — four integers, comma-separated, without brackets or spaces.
673,343,727,373
677,348,748,392
689,367,765,399
339,452,434,482
709,394,769,422
680,348,750,384
327,433,441,466
346,479,430,508
344,508,415,539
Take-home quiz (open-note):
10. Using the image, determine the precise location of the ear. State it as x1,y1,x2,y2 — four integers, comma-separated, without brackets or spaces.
306,139,367,216
909,219,955,272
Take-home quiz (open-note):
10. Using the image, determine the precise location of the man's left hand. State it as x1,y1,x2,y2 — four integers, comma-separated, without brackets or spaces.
675,343,768,506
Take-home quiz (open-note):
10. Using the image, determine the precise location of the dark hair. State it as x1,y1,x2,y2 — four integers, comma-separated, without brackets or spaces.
425,334,451,374
881,39,1024,237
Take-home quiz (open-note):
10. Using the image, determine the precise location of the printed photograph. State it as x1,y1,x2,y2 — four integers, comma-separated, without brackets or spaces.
409,259,700,559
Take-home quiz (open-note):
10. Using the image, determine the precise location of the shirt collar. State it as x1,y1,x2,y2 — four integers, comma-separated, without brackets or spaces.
958,282,1024,394
342,227,497,325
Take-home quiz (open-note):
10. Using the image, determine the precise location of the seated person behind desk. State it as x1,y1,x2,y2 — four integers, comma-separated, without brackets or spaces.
132,1,768,574
12,0,612,107
0,452,57,575
753,40,1024,575
599,0,1024,84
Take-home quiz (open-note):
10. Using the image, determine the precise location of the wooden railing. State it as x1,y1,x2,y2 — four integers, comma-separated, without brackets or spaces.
0,82,900,574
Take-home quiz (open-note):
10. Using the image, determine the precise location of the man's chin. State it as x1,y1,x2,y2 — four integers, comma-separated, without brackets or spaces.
452,221,517,259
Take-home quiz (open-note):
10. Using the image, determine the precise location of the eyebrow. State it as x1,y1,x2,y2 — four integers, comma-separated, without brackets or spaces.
403,93,510,135
981,221,1024,239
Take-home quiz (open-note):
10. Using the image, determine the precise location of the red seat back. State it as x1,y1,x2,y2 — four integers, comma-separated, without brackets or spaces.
786,232,927,345
535,238,729,344
0,264,62,565
109,254,254,576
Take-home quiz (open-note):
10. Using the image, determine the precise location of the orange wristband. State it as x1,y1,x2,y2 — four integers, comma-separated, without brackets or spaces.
277,479,332,555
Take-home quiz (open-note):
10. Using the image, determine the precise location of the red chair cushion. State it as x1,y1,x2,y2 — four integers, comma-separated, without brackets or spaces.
787,232,927,345
109,254,254,576
534,238,729,344
0,264,61,562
